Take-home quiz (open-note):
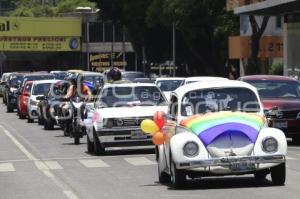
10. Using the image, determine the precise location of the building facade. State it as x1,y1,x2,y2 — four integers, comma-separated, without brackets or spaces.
229,0,300,78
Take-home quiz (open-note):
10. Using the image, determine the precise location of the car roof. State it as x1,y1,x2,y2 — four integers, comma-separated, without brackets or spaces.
184,76,228,82
80,72,104,76
239,75,299,82
155,77,185,81
103,83,158,88
32,80,59,84
173,80,258,98
24,73,53,77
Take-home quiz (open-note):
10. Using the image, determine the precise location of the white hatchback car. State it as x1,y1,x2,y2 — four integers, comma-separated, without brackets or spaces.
27,80,59,123
84,83,168,155
157,80,287,188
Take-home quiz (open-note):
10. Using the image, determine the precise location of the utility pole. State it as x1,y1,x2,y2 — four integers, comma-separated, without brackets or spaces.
172,22,176,77
86,16,90,71
111,23,115,67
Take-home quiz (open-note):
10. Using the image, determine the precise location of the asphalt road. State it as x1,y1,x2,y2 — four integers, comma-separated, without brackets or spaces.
0,103,300,199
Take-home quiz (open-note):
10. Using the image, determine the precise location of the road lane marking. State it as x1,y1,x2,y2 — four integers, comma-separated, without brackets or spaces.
0,163,15,172
34,161,49,171
0,125,37,161
124,157,156,166
44,161,63,170
79,159,110,168
0,125,79,199
64,191,79,199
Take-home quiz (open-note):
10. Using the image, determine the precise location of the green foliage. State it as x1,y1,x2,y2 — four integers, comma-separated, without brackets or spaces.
96,0,239,75
8,0,96,17
269,62,283,75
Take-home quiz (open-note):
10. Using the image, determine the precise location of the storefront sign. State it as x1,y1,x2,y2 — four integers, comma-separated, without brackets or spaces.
229,36,283,59
0,17,81,36
90,52,127,72
0,36,80,51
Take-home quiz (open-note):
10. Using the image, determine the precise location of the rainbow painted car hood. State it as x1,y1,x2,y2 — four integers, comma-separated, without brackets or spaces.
180,112,265,146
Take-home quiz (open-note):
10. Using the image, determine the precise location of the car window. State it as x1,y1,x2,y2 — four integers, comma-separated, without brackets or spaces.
32,83,51,95
181,87,260,116
98,86,166,107
156,80,183,92
168,95,178,119
247,80,300,99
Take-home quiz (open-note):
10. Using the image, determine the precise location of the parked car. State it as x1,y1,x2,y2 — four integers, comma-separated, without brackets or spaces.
240,75,300,142
155,77,185,101
181,76,228,85
27,80,59,123
0,72,11,97
17,81,33,119
4,73,26,112
84,83,168,155
156,80,287,188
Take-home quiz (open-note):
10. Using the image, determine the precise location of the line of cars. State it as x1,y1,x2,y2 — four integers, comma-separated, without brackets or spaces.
0,71,299,188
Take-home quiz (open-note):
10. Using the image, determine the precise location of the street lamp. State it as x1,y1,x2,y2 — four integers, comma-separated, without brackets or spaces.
76,7,97,71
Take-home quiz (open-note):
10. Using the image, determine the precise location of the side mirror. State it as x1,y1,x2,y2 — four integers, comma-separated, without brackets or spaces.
23,92,30,97
13,84,19,89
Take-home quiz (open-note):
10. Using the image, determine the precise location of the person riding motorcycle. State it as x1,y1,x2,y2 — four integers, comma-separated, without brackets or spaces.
65,76,92,101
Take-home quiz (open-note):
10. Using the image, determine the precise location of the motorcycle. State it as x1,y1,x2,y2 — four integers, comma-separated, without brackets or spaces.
63,96,86,145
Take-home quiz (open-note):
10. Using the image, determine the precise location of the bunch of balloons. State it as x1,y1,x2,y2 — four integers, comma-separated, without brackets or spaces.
140,111,166,145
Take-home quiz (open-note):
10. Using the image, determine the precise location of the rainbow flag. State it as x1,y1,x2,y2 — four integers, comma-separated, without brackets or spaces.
180,112,265,146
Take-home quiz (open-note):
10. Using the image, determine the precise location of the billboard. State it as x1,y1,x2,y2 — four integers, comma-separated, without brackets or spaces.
0,17,81,51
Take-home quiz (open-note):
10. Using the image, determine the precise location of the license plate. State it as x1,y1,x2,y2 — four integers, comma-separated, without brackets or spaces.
230,162,255,172
273,121,288,129
131,130,148,140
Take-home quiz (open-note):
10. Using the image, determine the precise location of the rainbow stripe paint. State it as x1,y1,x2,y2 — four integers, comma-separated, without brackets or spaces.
180,112,265,146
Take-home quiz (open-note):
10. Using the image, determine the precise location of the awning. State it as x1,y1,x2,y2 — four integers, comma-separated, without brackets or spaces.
234,0,300,15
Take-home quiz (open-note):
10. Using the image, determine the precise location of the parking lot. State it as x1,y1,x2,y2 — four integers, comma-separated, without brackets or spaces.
0,103,300,199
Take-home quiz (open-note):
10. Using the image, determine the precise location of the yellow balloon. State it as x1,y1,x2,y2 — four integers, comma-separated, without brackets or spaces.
141,119,159,134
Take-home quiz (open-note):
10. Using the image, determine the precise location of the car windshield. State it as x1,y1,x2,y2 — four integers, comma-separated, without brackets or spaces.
98,86,166,107
156,80,183,92
9,75,24,87
33,83,51,95
246,80,300,99
52,72,68,80
181,87,260,116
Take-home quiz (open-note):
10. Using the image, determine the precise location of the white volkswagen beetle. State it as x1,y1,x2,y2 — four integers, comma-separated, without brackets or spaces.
157,80,287,188
84,83,168,155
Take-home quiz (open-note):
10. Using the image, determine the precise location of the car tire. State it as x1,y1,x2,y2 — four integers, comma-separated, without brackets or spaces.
44,120,54,130
254,169,269,180
170,155,186,189
93,129,105,155
87,134,94,153
38,116,43,125
27,114,34,123
18,110,26,119
271,163,286,186
6,102,13,113
74,135,80,145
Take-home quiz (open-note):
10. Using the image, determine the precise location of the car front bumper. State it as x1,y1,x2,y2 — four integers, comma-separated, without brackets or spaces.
96,127,153,147
176,155,285,170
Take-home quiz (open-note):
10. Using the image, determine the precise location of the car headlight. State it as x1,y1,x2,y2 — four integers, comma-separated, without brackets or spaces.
262,137,278,153
183,142,199,157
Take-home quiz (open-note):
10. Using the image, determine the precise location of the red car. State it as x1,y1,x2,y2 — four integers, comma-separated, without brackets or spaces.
240,75,300,142
18,81,33,119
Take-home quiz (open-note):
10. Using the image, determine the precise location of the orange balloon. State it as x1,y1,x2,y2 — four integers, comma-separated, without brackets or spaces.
152,132,165,146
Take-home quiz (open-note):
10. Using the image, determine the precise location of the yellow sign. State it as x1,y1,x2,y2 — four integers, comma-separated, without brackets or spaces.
0,36,80,51
0,17,81,36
